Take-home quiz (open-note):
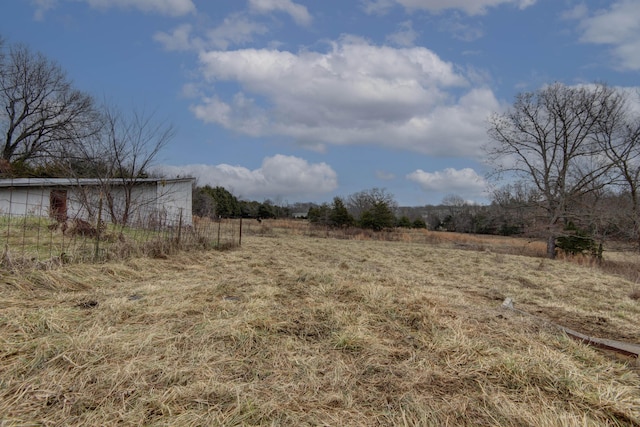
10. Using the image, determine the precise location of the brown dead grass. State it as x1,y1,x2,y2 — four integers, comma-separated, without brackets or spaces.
1,230,640,426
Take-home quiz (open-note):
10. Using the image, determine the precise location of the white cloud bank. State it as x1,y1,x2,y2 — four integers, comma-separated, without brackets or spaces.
362,0,536,16
33,0,196,17
407,167,488,199
248,0,312,26
158,155,338,201
190,37,500,157
85,0,195,15
566,0,640,71
154,16,271,52
153,0,310,52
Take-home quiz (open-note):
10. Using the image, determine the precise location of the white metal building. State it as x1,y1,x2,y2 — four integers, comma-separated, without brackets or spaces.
0,177,195,227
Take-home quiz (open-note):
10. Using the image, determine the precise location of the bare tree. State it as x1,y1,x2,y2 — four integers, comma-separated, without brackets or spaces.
439,194,465,232
489,181,540,235
346,187,397,219
486,83,624,258
68,104,174,225
596,97,640,247
0,42,98,170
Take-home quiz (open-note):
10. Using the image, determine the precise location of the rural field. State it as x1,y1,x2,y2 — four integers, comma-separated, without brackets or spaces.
1,223,640,426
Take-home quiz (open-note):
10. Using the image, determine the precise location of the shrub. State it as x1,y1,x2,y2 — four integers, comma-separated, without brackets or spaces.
556,222,599,257
396,216,412,228
412,218,427,229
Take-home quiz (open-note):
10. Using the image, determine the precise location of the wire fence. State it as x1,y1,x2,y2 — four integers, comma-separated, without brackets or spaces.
0,200,243,269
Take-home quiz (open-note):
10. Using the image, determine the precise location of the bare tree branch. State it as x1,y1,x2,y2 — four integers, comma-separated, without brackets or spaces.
0,42,99,168
86,104,174,225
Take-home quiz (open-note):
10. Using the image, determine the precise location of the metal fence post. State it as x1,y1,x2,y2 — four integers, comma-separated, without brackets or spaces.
217,218,221,247
95,194,103,261
5,185,13,262
177,208,183,247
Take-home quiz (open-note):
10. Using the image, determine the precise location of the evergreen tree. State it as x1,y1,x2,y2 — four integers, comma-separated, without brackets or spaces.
194,186,241,218
330,197,354,227
412,218,427,229
360,201,396,231
308,203,331,225
396,216,412,228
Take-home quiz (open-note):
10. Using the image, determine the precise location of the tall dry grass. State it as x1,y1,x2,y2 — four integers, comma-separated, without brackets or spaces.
1,229,639,425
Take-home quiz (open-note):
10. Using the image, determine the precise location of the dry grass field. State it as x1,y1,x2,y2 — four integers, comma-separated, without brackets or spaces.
1,223,640,426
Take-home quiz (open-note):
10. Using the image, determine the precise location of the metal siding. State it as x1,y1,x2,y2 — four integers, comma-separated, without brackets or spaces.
0,178,195,226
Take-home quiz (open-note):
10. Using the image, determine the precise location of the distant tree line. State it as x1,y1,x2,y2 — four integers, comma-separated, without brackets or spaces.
193,185,427,231
190,184,526,237
193,186,291,220
192,176,640,259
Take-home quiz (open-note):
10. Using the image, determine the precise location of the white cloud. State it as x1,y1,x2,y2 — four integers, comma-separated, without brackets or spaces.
191,96,234,128
569,0,640,71
376,170,396,180
561,4,588,21
362,0,536,15
158,155,338,200
81,0,195,16
154,24,202,52
154,14,269,52
407,167,487,198
31,0,57,21
386,21,419,47
180,83,201,99
361,0,396,15
206,13,269,50
192,37,499,157
248,0,312,26
439,14,484,41
191,93,268,137
32,0,195,17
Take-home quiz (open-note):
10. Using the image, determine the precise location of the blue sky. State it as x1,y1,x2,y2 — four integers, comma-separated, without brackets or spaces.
2,0,639,205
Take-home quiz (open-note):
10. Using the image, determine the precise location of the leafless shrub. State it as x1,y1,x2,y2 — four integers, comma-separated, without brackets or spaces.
67,218,104,237
33,256,64,270
106,239,139,260
141,239,174,259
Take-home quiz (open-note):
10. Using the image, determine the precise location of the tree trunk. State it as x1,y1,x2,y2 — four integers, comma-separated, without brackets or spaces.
546,234,556,259
630,188,640,252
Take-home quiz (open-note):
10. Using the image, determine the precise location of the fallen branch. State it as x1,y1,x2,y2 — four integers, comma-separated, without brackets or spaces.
501,297,640,358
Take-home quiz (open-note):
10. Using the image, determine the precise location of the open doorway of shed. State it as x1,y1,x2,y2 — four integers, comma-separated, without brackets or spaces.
50,190,67,222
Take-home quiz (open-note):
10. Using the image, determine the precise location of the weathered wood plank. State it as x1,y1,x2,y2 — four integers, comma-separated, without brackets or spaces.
501,298,640,358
